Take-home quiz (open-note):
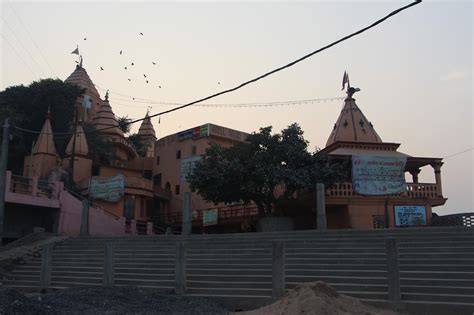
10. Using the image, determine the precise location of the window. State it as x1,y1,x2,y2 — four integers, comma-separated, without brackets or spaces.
156,156,160,165
176,150,181,159
175,185,180,195
165,182,171,191
192,145,197,156
153,174,162,186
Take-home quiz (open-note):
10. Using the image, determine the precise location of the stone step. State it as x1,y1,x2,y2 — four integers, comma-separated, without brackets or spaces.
187,274,271,282
399,258,474,265
187,280,270,289
285,258,386,264
50,276,102,284
402,285,474,295
340,291,388,301
285,270,387,277
400,271,474,280
286,282,388,293
399,253,474,259
400,264,474,272
187,258,272,265
115,273,174,281
284,263,387,271
186,287,272,297
187,269,271,276
114,279,175,287
286,276,386,285
400,278,474,287
402,292,474,304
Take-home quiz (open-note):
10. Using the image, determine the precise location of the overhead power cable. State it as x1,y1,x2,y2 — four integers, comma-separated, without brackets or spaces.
444,148,474,160
1,33,39,78
12,0,422,136
1,16,46,78
7,0,57,77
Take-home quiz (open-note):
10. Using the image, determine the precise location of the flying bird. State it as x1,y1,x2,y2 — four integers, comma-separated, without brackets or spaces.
127,78,131,81
133,98,135,100
139,32,143,36
100,67,104,71
131,62,134,66
158,85,162,89
217,82,221,85
83,38,87,40
143,74,147,78
124,66,127,70
152,62,156,65
146,80,149,84
120,50,122,55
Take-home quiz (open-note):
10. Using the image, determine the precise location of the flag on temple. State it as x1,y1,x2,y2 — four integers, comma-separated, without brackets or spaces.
342,71,350,90
71,46,79,55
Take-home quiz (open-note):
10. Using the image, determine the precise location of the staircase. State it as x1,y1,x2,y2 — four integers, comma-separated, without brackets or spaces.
3,227,474,313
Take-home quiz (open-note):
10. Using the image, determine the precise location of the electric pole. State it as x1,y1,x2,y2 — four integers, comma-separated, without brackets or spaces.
0,118,11,246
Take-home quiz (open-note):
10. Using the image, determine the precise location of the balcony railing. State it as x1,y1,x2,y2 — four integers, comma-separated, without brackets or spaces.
326,182,441,198
9,173,58,199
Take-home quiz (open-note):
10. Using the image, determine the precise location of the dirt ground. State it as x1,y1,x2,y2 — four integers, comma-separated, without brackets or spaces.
0,287,228,314
236,282,401,315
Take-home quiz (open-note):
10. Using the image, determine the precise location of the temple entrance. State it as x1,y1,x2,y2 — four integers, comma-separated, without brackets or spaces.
326,205,351,229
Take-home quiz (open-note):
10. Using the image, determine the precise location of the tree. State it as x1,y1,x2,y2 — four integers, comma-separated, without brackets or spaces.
0,79,84,173
128,133,150,157
117,116,132,134
82,123,116,166
188,123,348,217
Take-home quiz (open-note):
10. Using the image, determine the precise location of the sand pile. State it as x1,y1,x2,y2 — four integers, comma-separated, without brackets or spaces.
239,282,399,315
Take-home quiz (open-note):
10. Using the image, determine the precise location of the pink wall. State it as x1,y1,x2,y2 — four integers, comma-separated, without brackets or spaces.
58,190,127,236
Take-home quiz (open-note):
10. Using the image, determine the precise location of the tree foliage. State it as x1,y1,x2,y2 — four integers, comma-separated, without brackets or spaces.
188,123,348,216
0,79,84,173
82,123,116,166
117,116,132,134
128,133,150,157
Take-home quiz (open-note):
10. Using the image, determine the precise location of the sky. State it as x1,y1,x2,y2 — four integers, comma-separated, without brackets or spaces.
1,1,472,214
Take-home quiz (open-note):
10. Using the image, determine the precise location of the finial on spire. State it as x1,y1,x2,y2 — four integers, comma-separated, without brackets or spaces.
105,89,109,101
342,71,350,91
79,55,83,68
146,106,152,116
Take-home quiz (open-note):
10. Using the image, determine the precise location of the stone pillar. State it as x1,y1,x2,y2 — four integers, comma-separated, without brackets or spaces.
272,241,285,299
174,241,186,294
316,183,327,230
431,162,443,197
103,243,115,288
130,219,137,235
80,200,89,237
40,245,52,291
386,238,401,303
147,222,154,235
409,169,420,184
182,192,191,236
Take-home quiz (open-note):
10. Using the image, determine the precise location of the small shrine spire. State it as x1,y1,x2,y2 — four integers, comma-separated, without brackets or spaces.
32,110,57,155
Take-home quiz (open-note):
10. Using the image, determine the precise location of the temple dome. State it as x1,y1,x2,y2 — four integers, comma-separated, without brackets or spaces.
65,124,89,156
326,95,382,147
138,113,156,139
92,99,124,137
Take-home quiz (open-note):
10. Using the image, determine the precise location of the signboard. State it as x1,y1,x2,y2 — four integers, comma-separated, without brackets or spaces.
394,205,427,226
180,156,202,182
89,174,125,202
177,124,209,141
202,209,218,226
352,155,407,195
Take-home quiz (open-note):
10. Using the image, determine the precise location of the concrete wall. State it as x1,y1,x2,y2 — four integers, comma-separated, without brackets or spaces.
58,190,126,236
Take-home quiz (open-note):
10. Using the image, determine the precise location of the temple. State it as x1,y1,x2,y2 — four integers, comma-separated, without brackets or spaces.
18,64,447,234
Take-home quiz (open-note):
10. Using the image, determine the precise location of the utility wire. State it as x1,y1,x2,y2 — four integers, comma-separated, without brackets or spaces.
444,148,474,160
1,16,46,78
7,0,57,77
1,33,39,78
12,0,422,136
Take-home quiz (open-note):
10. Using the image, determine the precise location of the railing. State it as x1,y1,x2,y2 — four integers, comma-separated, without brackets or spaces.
124,177,153,191
326,182,441,198
431,212,474,227
9,175,33,195
9,173,58,200
156,203,259,227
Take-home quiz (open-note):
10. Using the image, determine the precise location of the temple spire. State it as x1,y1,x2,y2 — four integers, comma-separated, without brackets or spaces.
32,111,57,155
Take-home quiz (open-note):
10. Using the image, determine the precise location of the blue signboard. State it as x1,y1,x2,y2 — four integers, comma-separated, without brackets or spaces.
394,205,427,226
